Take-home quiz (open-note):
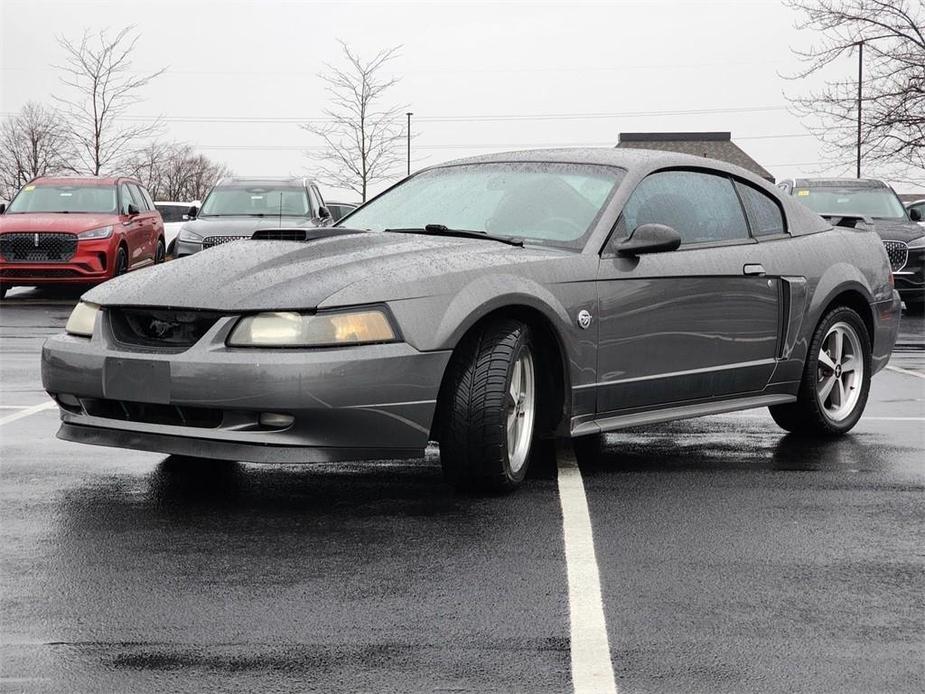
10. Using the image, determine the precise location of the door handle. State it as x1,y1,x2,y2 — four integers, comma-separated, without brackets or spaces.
743,263,766,276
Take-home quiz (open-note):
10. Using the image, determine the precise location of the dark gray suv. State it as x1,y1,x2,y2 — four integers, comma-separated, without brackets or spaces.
780,177,925,314
175,177,331,256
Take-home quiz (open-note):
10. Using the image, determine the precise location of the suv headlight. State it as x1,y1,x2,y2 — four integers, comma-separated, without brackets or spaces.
907,235,925,249
227,309,397,347
65,301,101,337
77,225,112,240
179,227,203,243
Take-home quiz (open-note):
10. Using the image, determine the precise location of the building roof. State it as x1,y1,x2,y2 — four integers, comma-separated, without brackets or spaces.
616,132,775,182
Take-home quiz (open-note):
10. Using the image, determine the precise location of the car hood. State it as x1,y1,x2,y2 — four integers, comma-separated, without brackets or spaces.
0,212,117,233
870,218,924,243
83,231,569,311
181,215,321,237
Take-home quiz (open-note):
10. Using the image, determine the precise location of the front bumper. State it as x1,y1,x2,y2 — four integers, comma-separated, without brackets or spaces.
0,237,117,285
42,312,452,462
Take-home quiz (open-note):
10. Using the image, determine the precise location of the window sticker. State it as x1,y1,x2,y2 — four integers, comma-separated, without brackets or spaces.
797,190,810,197
23,185,35,191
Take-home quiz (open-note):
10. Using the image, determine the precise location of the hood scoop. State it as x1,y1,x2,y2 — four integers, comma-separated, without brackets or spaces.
250,227,367,242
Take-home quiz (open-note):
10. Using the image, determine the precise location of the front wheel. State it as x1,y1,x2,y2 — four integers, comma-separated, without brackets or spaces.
438,319,538,492
154,238,166,264
114,246,128,276
769,306,871,435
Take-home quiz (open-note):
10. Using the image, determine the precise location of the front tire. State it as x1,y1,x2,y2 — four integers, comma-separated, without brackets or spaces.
154,238,166,264
769,306,871,435
438,319,538,492
114,246,128,276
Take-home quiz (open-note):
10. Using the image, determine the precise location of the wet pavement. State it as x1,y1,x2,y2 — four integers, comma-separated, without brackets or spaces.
1,287,923,693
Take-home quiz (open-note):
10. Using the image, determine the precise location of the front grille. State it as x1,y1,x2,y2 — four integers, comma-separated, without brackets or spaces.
1,268,80,278
108,308,223,352
81,397,222,428
0,233,77,262
883,240,908,272
202,235,248,249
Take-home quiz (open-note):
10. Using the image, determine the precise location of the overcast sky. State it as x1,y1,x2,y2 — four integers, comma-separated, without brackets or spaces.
2,0,922,200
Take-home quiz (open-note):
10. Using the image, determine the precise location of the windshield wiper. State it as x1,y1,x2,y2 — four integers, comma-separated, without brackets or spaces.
384,224,524,247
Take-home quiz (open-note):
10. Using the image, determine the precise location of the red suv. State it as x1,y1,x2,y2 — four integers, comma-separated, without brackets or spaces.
0,176,165,299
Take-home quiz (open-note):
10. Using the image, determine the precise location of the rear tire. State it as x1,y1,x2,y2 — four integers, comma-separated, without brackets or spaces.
438,319,538,493
769,306,871,436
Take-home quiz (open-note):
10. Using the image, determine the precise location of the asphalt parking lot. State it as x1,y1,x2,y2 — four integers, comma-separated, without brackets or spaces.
1,287,923,693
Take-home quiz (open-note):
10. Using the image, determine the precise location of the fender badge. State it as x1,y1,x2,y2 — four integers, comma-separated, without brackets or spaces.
577,310,592,329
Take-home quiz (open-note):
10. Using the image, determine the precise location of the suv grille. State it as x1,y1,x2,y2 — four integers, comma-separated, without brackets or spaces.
0,233,77,262
202,235,248,249
251,229,307,241
108,308,224,352
883,241,908,272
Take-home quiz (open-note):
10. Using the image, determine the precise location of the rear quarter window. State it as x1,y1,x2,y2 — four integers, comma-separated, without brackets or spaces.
736,182,786,236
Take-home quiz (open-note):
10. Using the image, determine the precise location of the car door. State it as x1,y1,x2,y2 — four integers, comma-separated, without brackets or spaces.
595,169,781,414
129,183,158,261
118,183,147,266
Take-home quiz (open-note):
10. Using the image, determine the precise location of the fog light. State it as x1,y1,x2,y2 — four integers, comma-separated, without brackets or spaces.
259,412,294,428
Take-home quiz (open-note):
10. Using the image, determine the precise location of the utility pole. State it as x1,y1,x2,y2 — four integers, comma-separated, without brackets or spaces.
406,112,413,177
856,40,863,178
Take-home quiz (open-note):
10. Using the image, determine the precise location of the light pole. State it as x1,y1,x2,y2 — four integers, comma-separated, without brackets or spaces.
856,40,863,178
406,112,413,177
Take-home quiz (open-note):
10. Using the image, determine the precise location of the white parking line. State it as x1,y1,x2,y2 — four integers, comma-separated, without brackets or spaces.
717,413,925,422
0,401,57,426
886,365,925,380
557,446,618,694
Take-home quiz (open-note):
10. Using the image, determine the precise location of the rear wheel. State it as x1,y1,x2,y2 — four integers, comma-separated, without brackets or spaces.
769,306,871,435
114,246,128,276
438,319,538,492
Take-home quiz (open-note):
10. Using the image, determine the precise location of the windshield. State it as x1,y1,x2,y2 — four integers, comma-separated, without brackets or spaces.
199,186,310,217
795,186,907,220
341,162,625,249
6,183,117,214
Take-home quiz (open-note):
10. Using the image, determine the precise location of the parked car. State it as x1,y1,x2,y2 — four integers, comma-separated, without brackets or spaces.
44,149,900,492
175,177,331,256
906,199,925,228
0,176,165,300
326,202,358,222
154,200,200,257
779,178,924,314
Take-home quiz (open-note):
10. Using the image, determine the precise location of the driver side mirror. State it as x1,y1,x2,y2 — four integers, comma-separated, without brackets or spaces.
318,205,331,220
910,207,922,222
127,203,139,217
184,205,199,220
617,223,682,256
0,203,5,214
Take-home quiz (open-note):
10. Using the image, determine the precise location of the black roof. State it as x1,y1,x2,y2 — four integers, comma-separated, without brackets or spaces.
616,132,774,182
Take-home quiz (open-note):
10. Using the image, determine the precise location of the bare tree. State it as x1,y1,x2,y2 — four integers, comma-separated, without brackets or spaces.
54,26,165,176
784,0,925,175
302,42,405,201
0,101,74,201
128,141,230,201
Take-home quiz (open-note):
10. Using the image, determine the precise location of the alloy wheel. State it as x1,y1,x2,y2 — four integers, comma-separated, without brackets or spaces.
816,321,864,422
506,346,536,474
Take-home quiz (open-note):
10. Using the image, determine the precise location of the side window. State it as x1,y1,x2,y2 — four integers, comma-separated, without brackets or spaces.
621,170,750,245
137,186,155,211
307,186,320,216
119,183,137,214
312,185,325,208
736,182,786,236
129,184,149,211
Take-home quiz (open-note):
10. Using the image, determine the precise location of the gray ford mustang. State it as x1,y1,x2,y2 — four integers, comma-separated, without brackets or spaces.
42,149,901,491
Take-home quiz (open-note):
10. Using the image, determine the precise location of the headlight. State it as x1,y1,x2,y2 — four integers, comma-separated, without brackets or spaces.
179,227,203,243
907,235,925,249
227,309,397,347
65,301,100,337
77,225,112,240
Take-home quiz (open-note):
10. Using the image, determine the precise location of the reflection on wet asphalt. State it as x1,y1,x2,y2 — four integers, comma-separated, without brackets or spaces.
1,294,923,692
